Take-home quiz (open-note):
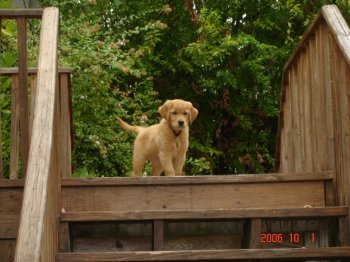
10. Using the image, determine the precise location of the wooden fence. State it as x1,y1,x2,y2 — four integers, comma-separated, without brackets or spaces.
276,4,350,242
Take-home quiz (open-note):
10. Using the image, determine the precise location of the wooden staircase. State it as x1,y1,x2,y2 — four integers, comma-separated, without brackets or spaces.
2,4,350,262
53,173,350,261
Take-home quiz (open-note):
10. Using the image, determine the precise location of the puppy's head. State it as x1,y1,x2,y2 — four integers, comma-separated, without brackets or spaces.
158,99,198,132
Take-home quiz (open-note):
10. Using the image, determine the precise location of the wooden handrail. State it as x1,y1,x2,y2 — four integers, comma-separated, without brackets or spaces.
0,67,71,75
0,9,43,19
14,7,60,261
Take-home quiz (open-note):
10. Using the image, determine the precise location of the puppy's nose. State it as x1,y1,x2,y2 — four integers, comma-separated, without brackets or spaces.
178,120,184,126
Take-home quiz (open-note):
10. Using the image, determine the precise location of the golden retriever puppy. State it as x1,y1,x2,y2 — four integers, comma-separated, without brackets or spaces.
116,99,198,176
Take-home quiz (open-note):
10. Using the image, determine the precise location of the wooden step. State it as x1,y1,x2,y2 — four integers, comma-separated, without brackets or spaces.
60,206,348,222
56,247,350,261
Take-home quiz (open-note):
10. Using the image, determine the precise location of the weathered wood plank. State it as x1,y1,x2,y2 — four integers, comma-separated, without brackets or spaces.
14,7,60,262
59,222,71,252
59,73,72,178
61,172,334,187
0,67,71,75
16,16,29,178
0,188,23,213
152,220,164,251
0,240,16,262
0,179,24,188
301,47,312,172
248,218,261,249
297,51,306,171
9,76,20,179
62,181,327,212
29,74,37,140
0,9,43,18
56,247,350,261
0,212,20,239
60,207,348,222
292,58,303,173
322,5,350,35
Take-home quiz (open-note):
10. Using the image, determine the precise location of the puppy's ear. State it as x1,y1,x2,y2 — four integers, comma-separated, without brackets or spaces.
189,104,198,123
158,100,172,121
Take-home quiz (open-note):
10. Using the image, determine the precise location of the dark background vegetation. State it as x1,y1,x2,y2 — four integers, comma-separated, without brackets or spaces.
1,0,350,177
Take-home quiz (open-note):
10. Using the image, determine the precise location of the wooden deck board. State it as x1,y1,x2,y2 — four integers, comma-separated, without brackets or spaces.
56,247,350,261
60,207,348,222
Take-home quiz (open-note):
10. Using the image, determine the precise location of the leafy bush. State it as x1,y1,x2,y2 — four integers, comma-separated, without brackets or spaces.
2,0,348,177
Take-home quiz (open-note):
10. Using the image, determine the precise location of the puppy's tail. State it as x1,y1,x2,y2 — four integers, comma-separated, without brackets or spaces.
116,117,144,133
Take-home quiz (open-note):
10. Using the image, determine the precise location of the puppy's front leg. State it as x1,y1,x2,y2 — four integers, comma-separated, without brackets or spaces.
159,153,175,176
174,152,186,176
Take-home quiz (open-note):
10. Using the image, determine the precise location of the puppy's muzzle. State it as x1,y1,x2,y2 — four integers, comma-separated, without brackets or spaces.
178,120,185,127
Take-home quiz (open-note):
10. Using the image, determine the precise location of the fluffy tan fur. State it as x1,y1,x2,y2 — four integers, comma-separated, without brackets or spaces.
116,99,198,176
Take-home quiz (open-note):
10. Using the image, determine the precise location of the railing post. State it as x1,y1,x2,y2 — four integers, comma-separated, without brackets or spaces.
14,7,59,261
16,16,30,178
10,75,20,179
59,73,72,178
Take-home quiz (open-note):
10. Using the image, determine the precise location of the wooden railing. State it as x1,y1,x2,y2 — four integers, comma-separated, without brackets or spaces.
0,68,73,179
0,7,72,261
14,7,60,261
0,9,43,178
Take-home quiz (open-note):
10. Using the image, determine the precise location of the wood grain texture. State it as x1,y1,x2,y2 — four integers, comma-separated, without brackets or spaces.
16,16,29,178
10,75,20,179
56,247,350,261
0,67,71,75
60,207,348,222
276,4,350,243
61,181,326,212
0,240,16,262
59,73,72,177
14,7,60,262
61,172,334,187
59,222,71,252
152,220,164,251
0,9,43,19
0,212,20,239
247,218,261,249
29,74,37,140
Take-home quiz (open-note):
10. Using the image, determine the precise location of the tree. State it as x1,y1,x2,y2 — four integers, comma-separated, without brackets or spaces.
32,0,350,176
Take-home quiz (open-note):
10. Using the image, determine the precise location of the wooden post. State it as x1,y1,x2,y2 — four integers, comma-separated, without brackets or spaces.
16,16,29,178
10,76,20,179
153,220,164,251
249,218,261,249
29,74,37,139
14,8,59,262
59,73,72,178
243,218,261,249
59,222,71,252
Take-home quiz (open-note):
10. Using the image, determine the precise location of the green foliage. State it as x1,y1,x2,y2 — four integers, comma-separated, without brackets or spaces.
2,0,348,176
0,0,17,178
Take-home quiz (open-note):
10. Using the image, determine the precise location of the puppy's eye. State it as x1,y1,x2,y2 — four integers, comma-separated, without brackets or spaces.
183,112,188,115
172,111,177,115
